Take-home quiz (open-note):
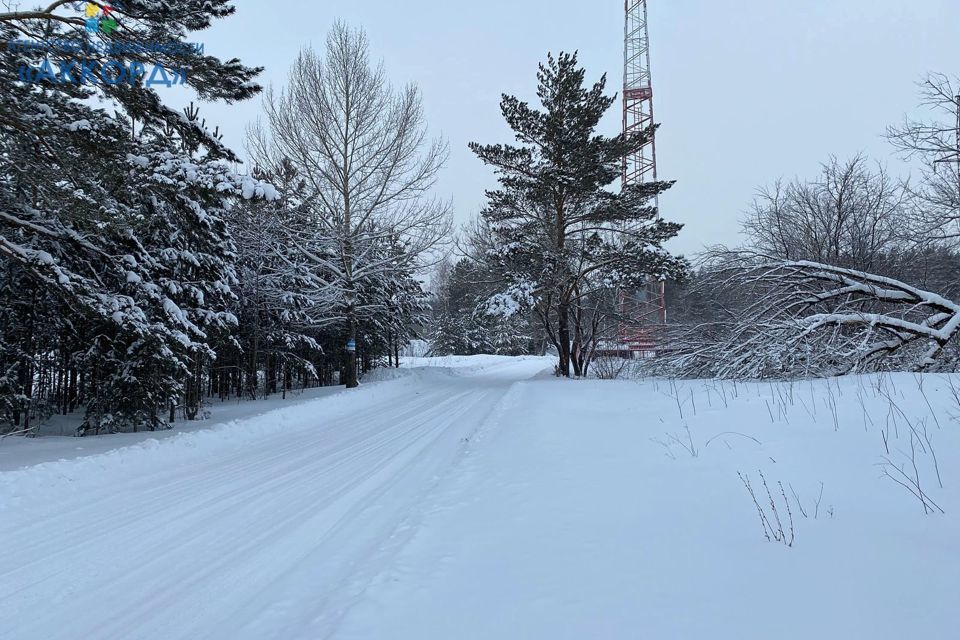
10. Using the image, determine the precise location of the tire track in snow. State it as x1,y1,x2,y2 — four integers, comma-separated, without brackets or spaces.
0,389,471,624
0,388,443,546
0,359,549,640
0,388,454,594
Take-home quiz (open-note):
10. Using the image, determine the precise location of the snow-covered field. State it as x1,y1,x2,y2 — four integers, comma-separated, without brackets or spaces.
1,356,958,639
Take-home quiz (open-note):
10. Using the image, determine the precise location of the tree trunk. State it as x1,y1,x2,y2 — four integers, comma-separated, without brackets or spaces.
247,332,259,400
344,315,359,389
185,357,202,421
557,300,572,377
571,304,586,377
68,366,78,413
266,353,278,396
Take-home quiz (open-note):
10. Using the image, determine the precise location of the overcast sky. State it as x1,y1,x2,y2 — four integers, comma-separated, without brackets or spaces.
178,0,959,256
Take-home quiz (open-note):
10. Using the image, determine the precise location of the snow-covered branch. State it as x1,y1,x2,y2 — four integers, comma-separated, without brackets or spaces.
655,254,960,379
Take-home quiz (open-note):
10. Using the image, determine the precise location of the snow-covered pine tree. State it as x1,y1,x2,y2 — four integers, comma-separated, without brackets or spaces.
469,52,688,377
1,1,261,160
372,238,430,369
221,161,335,400
0,3,269,432
342,230,430,373
428,259,534,357
428,259,485,356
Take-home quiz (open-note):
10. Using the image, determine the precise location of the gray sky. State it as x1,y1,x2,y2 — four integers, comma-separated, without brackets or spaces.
181,0,959,256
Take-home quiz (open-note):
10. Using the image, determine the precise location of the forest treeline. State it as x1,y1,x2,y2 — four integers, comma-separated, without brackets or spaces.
1,11,444,435
6,2,958,437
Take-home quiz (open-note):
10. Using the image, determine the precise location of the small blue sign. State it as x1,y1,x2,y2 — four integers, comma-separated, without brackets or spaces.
346,340,356,352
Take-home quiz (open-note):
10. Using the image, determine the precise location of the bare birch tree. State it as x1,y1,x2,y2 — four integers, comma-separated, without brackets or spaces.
249,22,451,388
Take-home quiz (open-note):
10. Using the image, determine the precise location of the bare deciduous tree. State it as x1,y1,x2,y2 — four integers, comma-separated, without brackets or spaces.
741,155,909,272
888,72,960,242
249,22,451,388
658,78,960,380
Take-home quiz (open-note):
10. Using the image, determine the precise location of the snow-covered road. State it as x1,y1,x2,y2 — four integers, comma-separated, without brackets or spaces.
3,359,958,639
0,357,551,640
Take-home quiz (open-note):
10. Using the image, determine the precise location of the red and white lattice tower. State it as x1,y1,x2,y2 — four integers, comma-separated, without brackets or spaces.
623,0,657,188
620,0,666,356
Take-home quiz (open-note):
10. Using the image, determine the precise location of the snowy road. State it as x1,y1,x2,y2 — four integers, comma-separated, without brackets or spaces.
0,357,551,640
3,360,958,639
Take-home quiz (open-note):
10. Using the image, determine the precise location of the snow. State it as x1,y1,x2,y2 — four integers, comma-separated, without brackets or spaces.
336,372,960,639
1,360,958,639
240,176,280,201
401,353,549,372
127,154,151,168
482,282,536,319
0,385,349,472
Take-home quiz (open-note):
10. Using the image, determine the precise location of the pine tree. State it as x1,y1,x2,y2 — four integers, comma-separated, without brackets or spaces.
469,52,688,376
2,1,261,159
224,162,330,400
0,3,269,432
429,259,535,357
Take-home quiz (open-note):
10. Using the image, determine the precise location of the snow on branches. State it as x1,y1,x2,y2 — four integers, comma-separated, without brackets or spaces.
657,254,960,379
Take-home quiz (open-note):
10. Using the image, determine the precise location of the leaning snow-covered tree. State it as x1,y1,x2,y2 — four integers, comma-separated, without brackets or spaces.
248,22,451,388
656,253,960,379
469,52,688,377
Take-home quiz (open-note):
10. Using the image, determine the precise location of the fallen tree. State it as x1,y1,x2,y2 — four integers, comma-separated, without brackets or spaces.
655,253,960,379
